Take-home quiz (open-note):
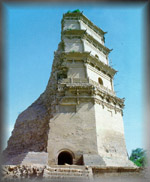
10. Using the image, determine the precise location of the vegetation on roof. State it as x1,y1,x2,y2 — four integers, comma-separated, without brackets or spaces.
66,9,81,14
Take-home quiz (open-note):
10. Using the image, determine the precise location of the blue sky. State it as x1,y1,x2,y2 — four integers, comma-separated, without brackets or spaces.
3,2,147,155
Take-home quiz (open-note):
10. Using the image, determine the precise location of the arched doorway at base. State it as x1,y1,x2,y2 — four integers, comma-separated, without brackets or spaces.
58,151,73,165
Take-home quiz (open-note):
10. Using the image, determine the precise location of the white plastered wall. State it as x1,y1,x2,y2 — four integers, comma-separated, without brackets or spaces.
68,62,86,78
83,40,107,64
79,20,104,45
63,20,80,30
86,65,112,90
47,102,98,165
94,103,128,159
64,38,83,52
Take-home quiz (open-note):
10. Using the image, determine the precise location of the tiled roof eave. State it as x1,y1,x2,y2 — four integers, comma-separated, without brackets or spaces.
60,52,117,77
62,30,112,55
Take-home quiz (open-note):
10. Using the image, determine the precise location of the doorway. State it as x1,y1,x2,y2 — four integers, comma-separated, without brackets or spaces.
58,151,73,165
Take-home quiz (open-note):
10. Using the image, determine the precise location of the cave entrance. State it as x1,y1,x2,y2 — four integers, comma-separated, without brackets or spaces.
58,151,73,165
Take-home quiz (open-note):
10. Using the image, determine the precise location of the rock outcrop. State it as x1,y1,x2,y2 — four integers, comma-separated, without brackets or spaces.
3,94,50,164
3,38,62,165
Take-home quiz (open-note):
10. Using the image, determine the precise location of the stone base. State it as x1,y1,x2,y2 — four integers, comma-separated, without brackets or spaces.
2,152,48,165
83,154,136,168
92,166,149,182
2,164,148,182
83,154,106,166
102,156,137,167
2,165,93,181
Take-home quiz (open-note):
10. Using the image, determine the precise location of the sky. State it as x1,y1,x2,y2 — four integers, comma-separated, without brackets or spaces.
2,2,147,156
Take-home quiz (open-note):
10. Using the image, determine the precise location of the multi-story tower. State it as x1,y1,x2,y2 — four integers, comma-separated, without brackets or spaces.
46,11,133,167
4,10,135,168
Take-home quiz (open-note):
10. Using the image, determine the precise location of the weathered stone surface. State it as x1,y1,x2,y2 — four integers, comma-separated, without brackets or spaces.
1,165,148,182
2,164,46,180
3,96,50,164
1,165,93,181
83,154,106,166
2,152,48,165
92,167,150,182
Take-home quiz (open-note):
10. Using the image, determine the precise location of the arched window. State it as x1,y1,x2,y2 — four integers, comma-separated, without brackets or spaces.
58,151,73,165
98,77,103,85
95,54,99,59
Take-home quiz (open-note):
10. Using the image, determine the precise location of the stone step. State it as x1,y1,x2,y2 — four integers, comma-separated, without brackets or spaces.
42,177,91,182
44,171,90,176
2,164,93,181
46,168,90,173
43,166,93,179
44,174,90,177
43,175,91,180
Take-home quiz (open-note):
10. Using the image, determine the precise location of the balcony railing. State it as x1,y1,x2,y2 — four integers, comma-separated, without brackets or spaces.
58,78,116,96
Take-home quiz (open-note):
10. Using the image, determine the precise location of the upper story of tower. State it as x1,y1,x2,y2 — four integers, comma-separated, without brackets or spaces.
45,10,124,111
51,10,117,94
61,10,112,65
61,11,106,45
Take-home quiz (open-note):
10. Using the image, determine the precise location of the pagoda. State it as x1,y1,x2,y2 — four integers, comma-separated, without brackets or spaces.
3,10,135,168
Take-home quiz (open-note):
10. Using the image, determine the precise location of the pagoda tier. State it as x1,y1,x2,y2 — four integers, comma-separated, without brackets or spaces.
62,12,106,45
61,11,112,66
58,52,116,78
